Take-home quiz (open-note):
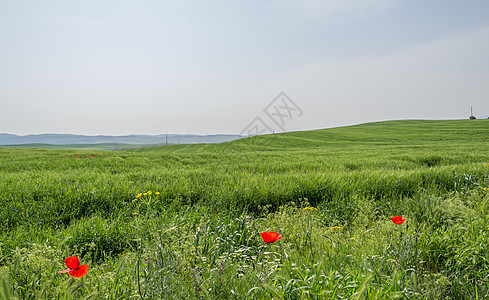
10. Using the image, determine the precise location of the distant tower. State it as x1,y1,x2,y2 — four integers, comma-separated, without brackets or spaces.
470,106,476,120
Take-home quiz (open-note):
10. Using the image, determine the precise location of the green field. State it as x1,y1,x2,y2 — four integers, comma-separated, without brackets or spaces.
1,119,489,299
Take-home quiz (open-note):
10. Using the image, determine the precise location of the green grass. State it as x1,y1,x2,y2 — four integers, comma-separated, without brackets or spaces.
1,119,489,299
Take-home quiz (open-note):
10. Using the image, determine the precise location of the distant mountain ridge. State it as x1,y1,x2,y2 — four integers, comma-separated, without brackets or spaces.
0,133,242,145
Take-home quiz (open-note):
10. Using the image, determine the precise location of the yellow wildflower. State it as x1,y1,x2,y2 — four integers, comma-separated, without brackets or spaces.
155,192,160,195
330,226,343,230
143,193,148,196
136,193,142,198
147,191,152,195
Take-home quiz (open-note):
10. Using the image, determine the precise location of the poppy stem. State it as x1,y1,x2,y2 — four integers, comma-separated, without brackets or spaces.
136,246,144,299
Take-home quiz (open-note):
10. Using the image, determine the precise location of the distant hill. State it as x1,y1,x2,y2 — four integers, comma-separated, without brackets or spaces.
0,133,242,147
0,143,162,150
130,119,489,153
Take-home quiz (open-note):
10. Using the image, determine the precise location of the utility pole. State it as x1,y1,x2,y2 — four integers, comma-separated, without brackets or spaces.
166,134,168,146
470,106,476,120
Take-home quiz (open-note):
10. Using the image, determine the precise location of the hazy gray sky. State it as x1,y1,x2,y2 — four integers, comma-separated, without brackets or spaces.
1,0,488,135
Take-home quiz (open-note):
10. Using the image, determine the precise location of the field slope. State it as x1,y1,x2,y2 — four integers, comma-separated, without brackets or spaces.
0,119,488,299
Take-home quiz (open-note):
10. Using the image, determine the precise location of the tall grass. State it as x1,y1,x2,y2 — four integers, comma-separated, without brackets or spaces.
1,119,489,298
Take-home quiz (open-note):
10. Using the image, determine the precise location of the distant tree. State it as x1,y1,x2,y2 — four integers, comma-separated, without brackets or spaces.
470,115,476,120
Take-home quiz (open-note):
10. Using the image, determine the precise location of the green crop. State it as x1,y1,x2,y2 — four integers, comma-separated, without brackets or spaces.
1,119,489,299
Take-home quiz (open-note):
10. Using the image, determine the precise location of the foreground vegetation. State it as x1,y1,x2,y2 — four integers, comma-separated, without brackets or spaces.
1,119,488,299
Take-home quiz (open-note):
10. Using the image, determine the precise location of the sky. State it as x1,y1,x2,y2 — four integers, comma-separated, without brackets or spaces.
1,0,488,135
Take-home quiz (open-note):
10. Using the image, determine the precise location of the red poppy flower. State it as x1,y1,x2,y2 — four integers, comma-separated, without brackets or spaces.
58,256,89,278
260,231,282,243
392,216,406,225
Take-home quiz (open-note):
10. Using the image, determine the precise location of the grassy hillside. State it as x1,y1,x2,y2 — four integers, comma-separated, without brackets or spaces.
135,119,489,151
0,119,488,299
